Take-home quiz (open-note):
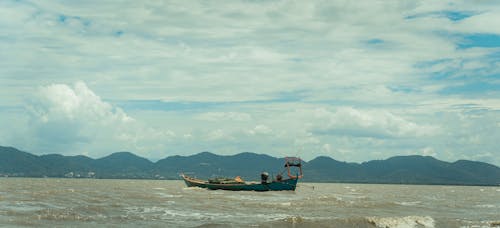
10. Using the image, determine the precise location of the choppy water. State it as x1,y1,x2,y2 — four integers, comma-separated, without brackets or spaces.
0,178,499,227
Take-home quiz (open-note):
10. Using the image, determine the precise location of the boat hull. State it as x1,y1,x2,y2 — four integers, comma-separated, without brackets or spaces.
181,174,298,191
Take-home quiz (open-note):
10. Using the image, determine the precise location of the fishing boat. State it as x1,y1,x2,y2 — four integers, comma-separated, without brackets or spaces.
180,157,303,191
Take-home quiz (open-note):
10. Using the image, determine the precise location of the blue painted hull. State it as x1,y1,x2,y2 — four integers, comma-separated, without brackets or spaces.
181,174,298,191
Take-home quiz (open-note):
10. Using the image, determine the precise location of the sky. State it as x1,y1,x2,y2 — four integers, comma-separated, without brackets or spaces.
0,1,499,165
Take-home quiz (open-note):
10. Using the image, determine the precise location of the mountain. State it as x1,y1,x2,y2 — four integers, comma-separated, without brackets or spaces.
1,146,499,186
38,154,94,177
304,156,362,182
0,146,43,176
306,155,500,185
94,152,154,178
155,152,284,180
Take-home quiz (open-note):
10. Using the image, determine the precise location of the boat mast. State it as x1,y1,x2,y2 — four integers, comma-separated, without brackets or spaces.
285,157,303,179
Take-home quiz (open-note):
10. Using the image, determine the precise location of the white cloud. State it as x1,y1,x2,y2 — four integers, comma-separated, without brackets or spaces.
206,129,231,141
248,124,273,135
421,147,437,157
321,143,332,154
311,107,437,138
0,1,499,165
30,81,133,124
21,81,174,158
196,112,251,122
455,12,500,34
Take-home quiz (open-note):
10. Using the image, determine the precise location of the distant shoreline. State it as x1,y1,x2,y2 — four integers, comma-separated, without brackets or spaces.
1,176,499,187
2,146,499,186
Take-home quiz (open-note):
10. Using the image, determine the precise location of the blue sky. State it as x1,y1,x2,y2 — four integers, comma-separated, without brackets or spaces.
0,1,499,165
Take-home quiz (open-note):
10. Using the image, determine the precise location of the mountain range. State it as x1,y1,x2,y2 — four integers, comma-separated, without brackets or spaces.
1,146,499,186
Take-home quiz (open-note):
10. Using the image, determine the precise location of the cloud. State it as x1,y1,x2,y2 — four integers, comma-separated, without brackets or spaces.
248,125,273,135
1,0,498,105
0,1,499,165
196,112,251,121
22,81,173,158
310,107,437,139
30,81,132,124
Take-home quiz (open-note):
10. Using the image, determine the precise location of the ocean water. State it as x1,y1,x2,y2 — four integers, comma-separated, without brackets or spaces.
0,178,499,227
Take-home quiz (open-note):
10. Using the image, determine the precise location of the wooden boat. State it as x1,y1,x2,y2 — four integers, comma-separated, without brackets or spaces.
181,157,303,191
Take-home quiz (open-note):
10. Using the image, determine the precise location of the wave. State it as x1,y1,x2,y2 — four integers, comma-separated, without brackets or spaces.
366,216,435,228
395,201,421,206
154,192,182,198
35,208,106,222
264,215,435,228
474,204,496,208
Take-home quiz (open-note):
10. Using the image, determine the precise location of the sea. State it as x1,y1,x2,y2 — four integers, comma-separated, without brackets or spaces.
0,178,498,227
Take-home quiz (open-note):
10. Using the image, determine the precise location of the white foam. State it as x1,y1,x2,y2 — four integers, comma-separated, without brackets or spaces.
396,201,421,206
125,206,294,223
155,192,182,198
474,204,495,208
366,216,435,228
182,187,204,191
458,219,497,228
282,216,304,224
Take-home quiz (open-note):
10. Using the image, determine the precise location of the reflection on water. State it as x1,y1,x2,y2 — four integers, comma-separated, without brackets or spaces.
0,178,499,227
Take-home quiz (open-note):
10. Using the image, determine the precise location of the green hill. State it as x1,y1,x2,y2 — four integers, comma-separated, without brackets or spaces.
1,146,499,186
